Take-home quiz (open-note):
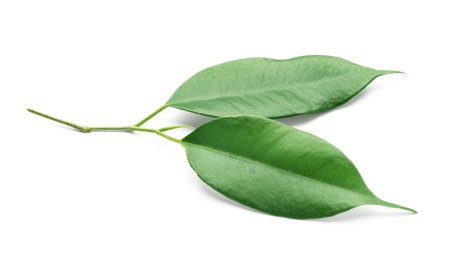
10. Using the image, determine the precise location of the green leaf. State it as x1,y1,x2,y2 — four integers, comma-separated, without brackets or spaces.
167,55,400,118
181,116,415,219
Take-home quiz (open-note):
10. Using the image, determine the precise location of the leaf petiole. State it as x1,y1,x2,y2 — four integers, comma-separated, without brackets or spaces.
129,126,181,143
135,104,168,127
27,108,182,143
158,125,194,132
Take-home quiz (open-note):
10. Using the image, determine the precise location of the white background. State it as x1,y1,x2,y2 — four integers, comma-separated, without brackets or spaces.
1,1,454,259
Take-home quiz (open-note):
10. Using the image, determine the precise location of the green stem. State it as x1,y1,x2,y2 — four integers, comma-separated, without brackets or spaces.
27,108,182,143
28,108,91,132
135,104,168,127
91,126,133,131
159,125,194,132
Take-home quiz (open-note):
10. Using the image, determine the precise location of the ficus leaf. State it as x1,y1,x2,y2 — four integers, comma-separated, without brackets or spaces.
166,55,401,118
181,116,415,219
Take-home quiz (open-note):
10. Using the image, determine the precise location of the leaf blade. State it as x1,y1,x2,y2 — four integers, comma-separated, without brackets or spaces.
181,116,414,219
168,55,400,118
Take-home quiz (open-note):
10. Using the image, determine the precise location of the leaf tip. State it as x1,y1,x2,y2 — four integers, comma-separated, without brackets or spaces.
378,70,407,76
406,207,418,214
398,206,417,214
379,200,417,214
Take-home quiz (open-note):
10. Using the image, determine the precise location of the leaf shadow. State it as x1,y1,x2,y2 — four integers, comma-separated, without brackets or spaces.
276,112,326,127
174,111,213,128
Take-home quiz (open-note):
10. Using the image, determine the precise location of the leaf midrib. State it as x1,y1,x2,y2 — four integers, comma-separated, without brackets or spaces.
183,141,375,201
168,72,356,106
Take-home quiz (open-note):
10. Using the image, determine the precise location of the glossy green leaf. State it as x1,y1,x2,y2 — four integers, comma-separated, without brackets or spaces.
167,55,400,118
181,116,415,219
